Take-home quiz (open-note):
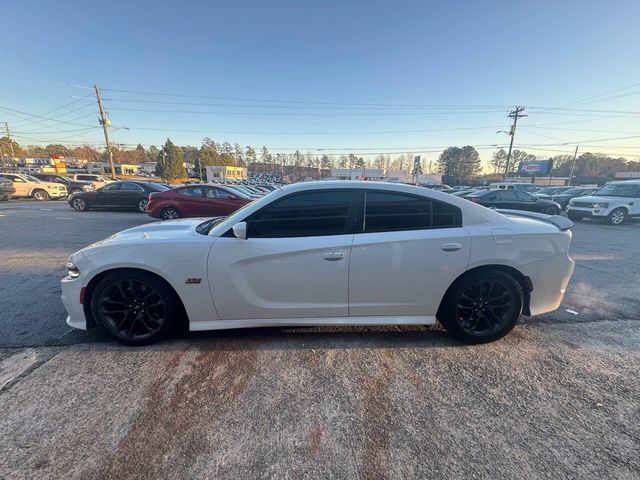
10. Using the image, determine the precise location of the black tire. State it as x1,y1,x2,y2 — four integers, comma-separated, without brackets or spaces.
71,197,88,211
32,189,49,201
138,198,149,213
0,194,9,201
567,212,583,221
607,208,627,225
160,207,182,220
438,270,523,344
544,206,559,215
90,270,179,345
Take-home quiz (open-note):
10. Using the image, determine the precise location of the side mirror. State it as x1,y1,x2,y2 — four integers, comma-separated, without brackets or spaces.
232,222,247,240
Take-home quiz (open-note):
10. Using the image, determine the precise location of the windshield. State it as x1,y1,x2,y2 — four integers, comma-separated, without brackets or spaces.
560,188,584,195
147,183,170,192
594,184,640,198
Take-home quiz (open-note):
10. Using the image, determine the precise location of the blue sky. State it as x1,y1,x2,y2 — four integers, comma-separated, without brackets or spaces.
1,0,639,165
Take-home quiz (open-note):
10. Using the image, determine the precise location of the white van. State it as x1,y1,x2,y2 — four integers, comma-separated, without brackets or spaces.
566,180,640,225
489,182,540,194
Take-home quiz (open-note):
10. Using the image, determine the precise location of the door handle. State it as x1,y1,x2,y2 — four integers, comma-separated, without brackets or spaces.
441,243,462,252
323,252,345,261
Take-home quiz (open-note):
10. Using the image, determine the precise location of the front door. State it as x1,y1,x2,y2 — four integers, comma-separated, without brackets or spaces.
349,190,471,316
207,190,357,319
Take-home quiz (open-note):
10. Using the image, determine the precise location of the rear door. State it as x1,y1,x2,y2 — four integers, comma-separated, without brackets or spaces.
0,175,28,196
118,182,146,207
208,189,356,319
349,190,470,316
175,186,208,216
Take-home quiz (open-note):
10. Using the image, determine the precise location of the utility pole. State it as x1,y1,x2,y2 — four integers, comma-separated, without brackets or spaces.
94,85,117,180
568,145,579,186
4,122,17,166
502,106,527,181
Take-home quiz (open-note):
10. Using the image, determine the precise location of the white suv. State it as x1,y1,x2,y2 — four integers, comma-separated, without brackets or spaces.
566,180,640,225
0,173,68,200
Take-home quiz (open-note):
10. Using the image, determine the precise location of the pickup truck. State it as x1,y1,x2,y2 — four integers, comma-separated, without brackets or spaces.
33,173,94,195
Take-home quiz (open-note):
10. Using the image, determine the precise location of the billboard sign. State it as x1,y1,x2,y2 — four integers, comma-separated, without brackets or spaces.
517,159,553,176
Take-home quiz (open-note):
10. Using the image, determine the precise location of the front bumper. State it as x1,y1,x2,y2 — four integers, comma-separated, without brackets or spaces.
566,205,611,218
60,253,92,330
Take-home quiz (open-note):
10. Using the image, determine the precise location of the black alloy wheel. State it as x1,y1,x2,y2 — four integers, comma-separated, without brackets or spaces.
161,207,182,220
92,272,177,345
440,270,523,344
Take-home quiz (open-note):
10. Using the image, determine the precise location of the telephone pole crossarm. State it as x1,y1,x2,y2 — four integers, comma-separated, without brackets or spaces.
502,106,527,181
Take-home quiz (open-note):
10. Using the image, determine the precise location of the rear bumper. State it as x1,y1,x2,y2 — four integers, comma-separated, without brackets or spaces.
521,253,575,316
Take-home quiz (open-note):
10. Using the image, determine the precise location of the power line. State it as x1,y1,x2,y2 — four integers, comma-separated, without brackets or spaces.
105,107,509,117
561,82,640,107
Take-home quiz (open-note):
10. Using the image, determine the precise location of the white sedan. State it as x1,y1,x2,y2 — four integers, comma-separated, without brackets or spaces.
61,181,575,345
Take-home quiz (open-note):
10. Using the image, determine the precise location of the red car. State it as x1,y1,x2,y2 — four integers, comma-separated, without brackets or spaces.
147,184,252,220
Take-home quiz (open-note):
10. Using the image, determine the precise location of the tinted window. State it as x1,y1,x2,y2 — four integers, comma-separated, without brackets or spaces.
178,187,204,197
247,190,353,237
515,191,535,201
364,191,461,232
146,183,169,192
102,183,121,191
498,190,517,200
595,184,640,198
206,187,234,199
120,182,144,191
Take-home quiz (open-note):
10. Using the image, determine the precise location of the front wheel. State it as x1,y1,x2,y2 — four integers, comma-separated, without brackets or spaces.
90,271,178,345
32,189,50,201
439,270,523,344
607,208,627,225
72,197,88,211
138,198,149,212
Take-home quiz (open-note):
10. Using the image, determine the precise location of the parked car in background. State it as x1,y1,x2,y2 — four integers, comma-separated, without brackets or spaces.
226,184,262,198
68,181,169,212
550,187,599,209
33,173,95,195
0,177,16,200
489,182,540,194
567,180,640,225
72,174,115,188
533,186,571,200
0,173,68,200
146,184,252,220
61,181,574,346
466,189,561,215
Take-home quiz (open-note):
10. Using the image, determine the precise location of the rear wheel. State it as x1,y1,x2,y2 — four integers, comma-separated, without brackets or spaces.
32,189,49,201
544,205,559,215
160,207,182,220
439,270,523,344
607,208,626,225
90,271,178,345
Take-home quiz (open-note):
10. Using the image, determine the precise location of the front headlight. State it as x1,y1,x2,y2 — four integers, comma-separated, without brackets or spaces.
66,261,80,279
592,202,609,209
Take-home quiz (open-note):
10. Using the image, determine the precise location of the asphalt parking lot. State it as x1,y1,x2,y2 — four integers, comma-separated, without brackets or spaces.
1,200,639,479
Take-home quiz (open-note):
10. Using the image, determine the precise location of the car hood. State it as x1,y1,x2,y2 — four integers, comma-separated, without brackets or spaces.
571,195,626,203
85,218,209,248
